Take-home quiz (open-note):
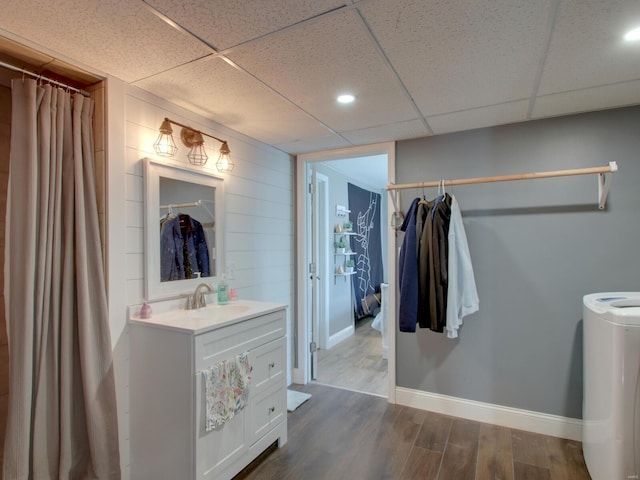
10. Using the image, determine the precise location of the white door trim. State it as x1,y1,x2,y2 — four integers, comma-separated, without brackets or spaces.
315,172,330,351
294,142,397,404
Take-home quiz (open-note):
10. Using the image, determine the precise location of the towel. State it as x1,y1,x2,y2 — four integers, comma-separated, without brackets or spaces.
202,352,252,431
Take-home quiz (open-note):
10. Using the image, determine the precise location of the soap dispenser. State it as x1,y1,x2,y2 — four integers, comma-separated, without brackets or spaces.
217,275,229,305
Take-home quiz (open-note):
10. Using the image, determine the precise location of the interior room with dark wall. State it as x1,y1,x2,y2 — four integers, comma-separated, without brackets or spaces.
395,105,640,419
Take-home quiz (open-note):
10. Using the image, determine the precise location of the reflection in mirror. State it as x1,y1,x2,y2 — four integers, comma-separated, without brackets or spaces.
159,177,216,281
145,159,224,301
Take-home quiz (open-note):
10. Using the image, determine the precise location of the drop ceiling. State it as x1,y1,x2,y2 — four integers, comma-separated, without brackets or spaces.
0,0,639,155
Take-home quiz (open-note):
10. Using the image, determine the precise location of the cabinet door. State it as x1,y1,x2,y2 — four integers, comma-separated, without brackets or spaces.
195,371,250,480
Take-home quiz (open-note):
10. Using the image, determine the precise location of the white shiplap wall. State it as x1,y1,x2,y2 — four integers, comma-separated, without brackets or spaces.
123,83,295,336
118,85,295,476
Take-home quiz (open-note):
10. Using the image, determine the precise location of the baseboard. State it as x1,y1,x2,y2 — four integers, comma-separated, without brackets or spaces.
327,325,354,349
395,387,582,441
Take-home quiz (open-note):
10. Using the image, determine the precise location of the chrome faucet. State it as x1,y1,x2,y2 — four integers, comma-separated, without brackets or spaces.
187,283,213,310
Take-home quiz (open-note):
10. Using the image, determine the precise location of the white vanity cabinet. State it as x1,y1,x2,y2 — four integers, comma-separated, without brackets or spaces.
129,302,288,480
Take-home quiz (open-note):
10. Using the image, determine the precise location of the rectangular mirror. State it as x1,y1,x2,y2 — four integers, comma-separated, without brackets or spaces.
144,158,225,300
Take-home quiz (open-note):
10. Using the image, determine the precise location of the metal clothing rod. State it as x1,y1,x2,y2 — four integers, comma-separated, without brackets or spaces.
160,199,214,220
160,201,201,209
386,162,618,191
0,60,91,96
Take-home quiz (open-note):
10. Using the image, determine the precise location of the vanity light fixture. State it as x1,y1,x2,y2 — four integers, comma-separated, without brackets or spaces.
153,117,235,172
153,118,178,157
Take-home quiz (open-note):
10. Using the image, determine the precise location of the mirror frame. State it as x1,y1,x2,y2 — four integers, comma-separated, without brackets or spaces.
144,158,225,301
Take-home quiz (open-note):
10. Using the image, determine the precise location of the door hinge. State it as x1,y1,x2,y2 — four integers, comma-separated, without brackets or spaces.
310,341,318,353
309,262,316,274
308,182,315,194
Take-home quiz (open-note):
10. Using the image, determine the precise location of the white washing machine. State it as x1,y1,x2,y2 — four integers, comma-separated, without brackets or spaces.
583,293,640,480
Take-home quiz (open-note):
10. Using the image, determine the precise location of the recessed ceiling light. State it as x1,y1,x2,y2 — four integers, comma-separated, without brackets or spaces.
337,94,355,104
624,27,640,41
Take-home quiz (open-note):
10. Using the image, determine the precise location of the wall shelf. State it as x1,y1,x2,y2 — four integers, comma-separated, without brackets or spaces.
334,271,356,283
333,215,356,283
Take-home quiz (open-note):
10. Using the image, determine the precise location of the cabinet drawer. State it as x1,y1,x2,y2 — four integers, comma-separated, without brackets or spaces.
250,337,286,395
251,384,286,443
194,310,285,372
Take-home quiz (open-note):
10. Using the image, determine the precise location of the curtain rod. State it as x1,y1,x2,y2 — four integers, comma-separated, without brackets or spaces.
0,60,91,96
386,162,618,191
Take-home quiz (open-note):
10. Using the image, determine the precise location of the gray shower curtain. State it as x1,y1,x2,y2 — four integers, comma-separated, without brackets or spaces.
3,79,120,478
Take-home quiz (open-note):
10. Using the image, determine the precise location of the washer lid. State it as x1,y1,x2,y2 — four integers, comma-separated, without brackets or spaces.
584,292,640,325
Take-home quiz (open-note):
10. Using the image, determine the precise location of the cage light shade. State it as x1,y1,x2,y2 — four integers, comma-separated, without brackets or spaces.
187,132,208,166
215,142,234,173
153,119,178,157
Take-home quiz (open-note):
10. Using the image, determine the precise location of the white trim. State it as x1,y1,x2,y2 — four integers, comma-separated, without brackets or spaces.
395,387,583,441
105,75,127,345
386,147,396,404
326,325,355,349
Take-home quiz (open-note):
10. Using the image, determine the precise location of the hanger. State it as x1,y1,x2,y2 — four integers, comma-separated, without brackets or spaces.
160,204,175,223
418,183,429,204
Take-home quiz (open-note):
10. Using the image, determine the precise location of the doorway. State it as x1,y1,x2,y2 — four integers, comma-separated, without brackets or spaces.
295,143,397,403
0,45,106,469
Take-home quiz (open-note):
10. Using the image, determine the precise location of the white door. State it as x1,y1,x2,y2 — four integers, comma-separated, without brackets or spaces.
309,167,320,379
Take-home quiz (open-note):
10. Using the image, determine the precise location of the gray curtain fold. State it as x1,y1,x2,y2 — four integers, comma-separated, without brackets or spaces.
4,79,120,479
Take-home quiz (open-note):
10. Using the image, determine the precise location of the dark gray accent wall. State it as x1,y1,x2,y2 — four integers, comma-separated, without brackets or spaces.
395,106,640,419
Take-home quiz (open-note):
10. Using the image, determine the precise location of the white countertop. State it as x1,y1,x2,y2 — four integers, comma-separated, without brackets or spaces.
128,300,287,335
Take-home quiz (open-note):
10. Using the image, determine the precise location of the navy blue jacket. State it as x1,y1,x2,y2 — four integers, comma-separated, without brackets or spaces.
160,214,210,281
398,198,421,332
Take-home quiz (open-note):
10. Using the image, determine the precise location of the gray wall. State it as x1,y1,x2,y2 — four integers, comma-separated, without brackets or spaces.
395,106,640,419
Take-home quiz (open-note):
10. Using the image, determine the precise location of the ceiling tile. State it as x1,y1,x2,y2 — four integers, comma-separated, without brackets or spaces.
144,0,348,50
273,135,352,156
341,119,429,145
532,80,640,119
0,0,212,82
359,0,552,116
537,0,640,95
226,8,419,132
427,100,530,135
132,56,332,146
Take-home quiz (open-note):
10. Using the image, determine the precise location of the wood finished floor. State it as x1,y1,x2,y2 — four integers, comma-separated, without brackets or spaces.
237,383,591,480
315,316,388,397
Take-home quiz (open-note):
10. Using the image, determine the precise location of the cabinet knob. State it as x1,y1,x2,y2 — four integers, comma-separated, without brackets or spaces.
269,406,275,413
269,362,275,368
